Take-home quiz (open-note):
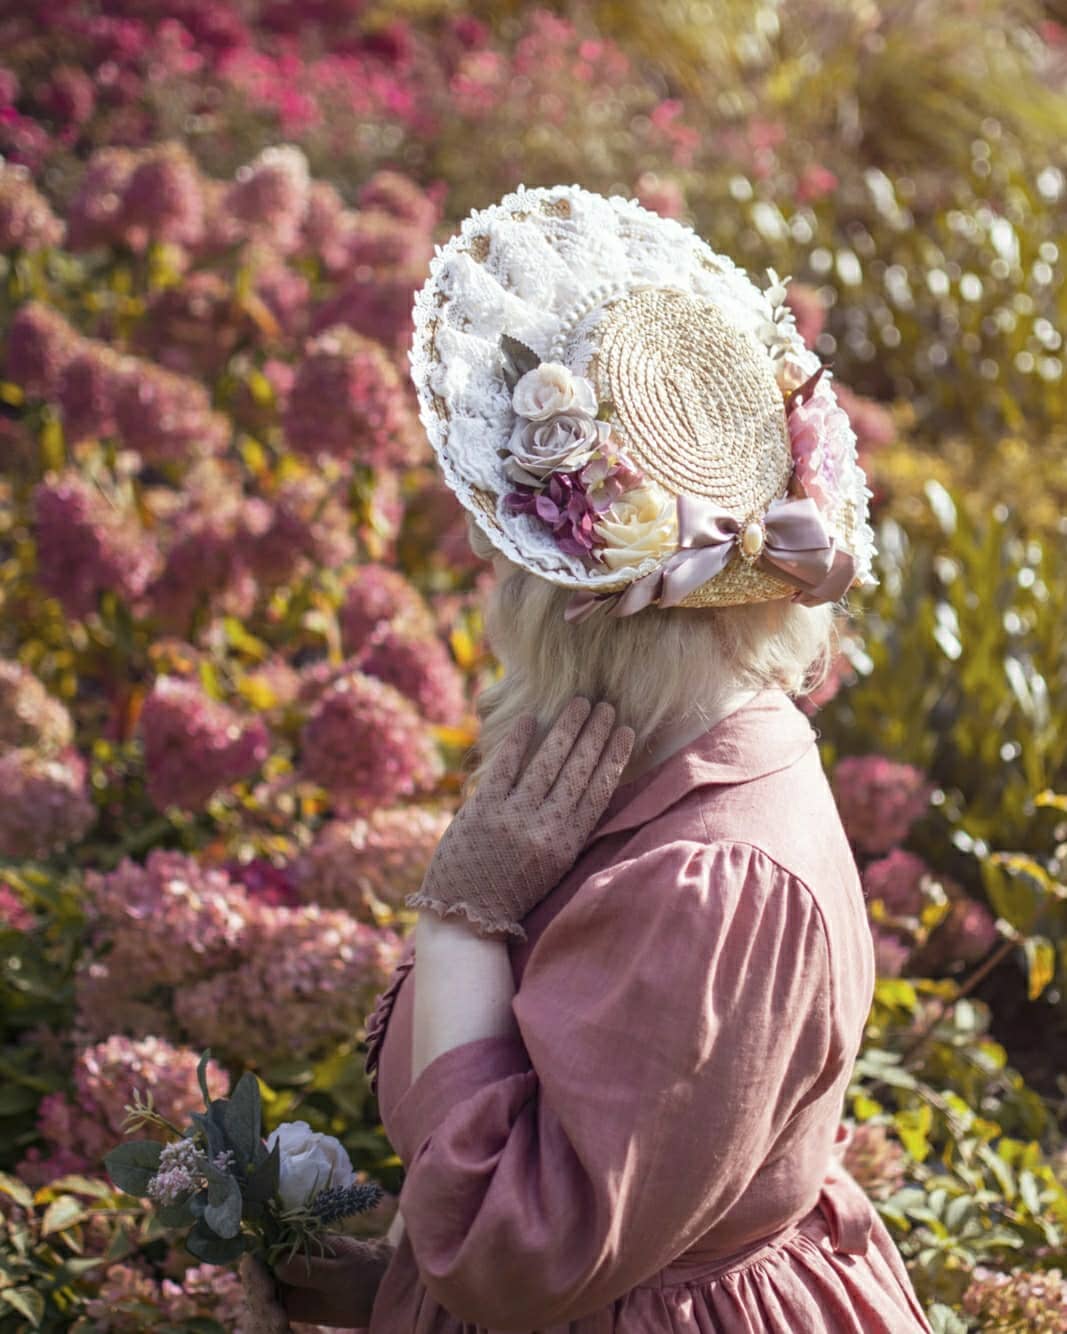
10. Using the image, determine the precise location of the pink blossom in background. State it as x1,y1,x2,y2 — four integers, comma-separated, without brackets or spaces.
299,178,353,274
174,903,404,1065
862,848,931,918
785,282,827,350
449,48,508,118
6,302,80,398
225,144,310,252
299,670,442,810
0,165,65,251
136,272,248,377
223,856,300,908
310,268,423,351
0,882,35,932
58,342,124,442
33,472,161,619
65,147,137,251
961,1265,1067,1330
121,142,205,249
796,162,840,203
0,660,74,754
343,211,434,276
284,324,422,466
113,359,229,463
831,754,934,855
36,64,96,129
0,748,95,859
841,1122,907,1200
870,925,911,978
239,472,356,585
292,805,451,917
921,896,999,970
356,169,439,232
138,675,270,812
29,1036,227,1176
0,66,19,106
339,563,435,653
634,171,685,220
832,381,896,454
252,253,311,340
358,625,467,725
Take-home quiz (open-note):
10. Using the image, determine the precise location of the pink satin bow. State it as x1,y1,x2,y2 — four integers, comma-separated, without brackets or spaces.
565,494,856,623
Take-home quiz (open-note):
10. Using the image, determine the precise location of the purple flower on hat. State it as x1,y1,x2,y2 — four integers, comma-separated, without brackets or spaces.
506,471,605,558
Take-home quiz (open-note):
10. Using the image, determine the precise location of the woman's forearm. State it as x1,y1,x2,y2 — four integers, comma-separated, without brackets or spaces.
410,912,519,1081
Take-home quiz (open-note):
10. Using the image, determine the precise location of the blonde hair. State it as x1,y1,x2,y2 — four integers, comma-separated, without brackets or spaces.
467,519,841,782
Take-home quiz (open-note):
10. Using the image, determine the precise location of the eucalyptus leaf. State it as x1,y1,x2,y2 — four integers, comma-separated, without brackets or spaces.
203,1169,242,1239
243,1140,280,1206
222,1072,262,1167
157,1196,198,1228
196,1051,213,1106
185,1221,248,1265
104,1140,163,1197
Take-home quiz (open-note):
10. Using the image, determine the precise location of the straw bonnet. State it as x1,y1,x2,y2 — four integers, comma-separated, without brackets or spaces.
409,183,876,620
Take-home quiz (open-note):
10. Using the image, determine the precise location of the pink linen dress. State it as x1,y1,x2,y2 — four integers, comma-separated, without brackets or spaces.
361,689,933,1333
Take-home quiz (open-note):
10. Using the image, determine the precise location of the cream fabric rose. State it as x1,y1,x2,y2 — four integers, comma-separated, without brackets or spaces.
266,1120,353,1211
596,482,679,571
511,363,598,421
504,413,609,486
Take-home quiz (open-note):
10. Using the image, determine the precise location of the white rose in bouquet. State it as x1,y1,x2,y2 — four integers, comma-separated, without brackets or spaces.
267,1120,354,1212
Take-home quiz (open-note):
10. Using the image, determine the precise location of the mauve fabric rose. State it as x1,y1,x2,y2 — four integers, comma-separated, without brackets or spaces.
504,413,608,486
266,1121,353,1211
511,363,598,421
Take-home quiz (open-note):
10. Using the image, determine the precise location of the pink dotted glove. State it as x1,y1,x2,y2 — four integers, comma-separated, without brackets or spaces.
406,698,634,940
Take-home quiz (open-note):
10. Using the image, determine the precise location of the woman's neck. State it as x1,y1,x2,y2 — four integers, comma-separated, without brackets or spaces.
619,685,761,785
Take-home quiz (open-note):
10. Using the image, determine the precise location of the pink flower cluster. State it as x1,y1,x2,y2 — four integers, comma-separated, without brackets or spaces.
358,626,466,725
284,324,422,467
831,755,933,855
961,1265,1067,1332
292,806,452,918
0,882,35,932
174,904,404,1065
841,1122,907,1200
137,675,270,812
0,163,64,250
0,747,95,859
339,563,435,652
0,659,74,754
299,670,443,811
24,1036,227,1183
83,1260,247,1332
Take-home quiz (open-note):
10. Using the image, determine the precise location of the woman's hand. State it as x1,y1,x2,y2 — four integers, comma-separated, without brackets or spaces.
406,697,635,940
239,1233,396,1330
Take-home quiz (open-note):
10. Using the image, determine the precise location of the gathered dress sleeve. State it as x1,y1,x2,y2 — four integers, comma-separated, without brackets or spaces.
387,839,838,1329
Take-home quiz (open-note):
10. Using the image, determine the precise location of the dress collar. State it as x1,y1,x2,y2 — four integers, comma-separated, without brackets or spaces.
589,688,816,845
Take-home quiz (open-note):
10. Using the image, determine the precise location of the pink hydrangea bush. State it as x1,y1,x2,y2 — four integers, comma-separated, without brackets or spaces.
137,676,270,812
841,1122,908,1200
0,660,74,754
0,747,95,859
21,1036,227,1185
358,626,467,725
961,1265,1067,1332
832,755,934,856
339,563,435,653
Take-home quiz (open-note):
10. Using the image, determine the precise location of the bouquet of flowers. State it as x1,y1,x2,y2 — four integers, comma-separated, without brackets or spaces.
105,1053,382,1268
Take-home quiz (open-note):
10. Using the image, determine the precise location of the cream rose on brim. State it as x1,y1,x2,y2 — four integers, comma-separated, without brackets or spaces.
511,362,598,421
504,413,609,486
595,481,679,570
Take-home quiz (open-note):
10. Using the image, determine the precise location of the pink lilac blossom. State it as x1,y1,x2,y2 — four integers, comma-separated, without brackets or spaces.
0,748,94,859
870,925,912,978
136,272,248,377
138,675,270,812
841,1122,907,1200
310,269,423,351
961,1265,1067,1332
862,849,931,919
831,754,934,855
292,806,452,918
0,882,35,932
787,381,856,516
147,1137,205,1205
356,169,438,232
58,341,124,442
5,301,80,398
223,856,300,908
121,142,205,249
0,659,74,754
339,564,434,653
0,165,65,251
284,324,421,466
299,670,442,811
922,896,999,970
33,471,161,618
37,65,96,128
174,903,404,1065
358,626,466,725
65,147,137,251
225,144,311,253
239,472,356,585
34,1036,227,1170
113,359,229,463
76,850,252,1039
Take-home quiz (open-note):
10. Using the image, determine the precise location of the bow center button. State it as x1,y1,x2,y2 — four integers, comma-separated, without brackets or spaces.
741,519,765,558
